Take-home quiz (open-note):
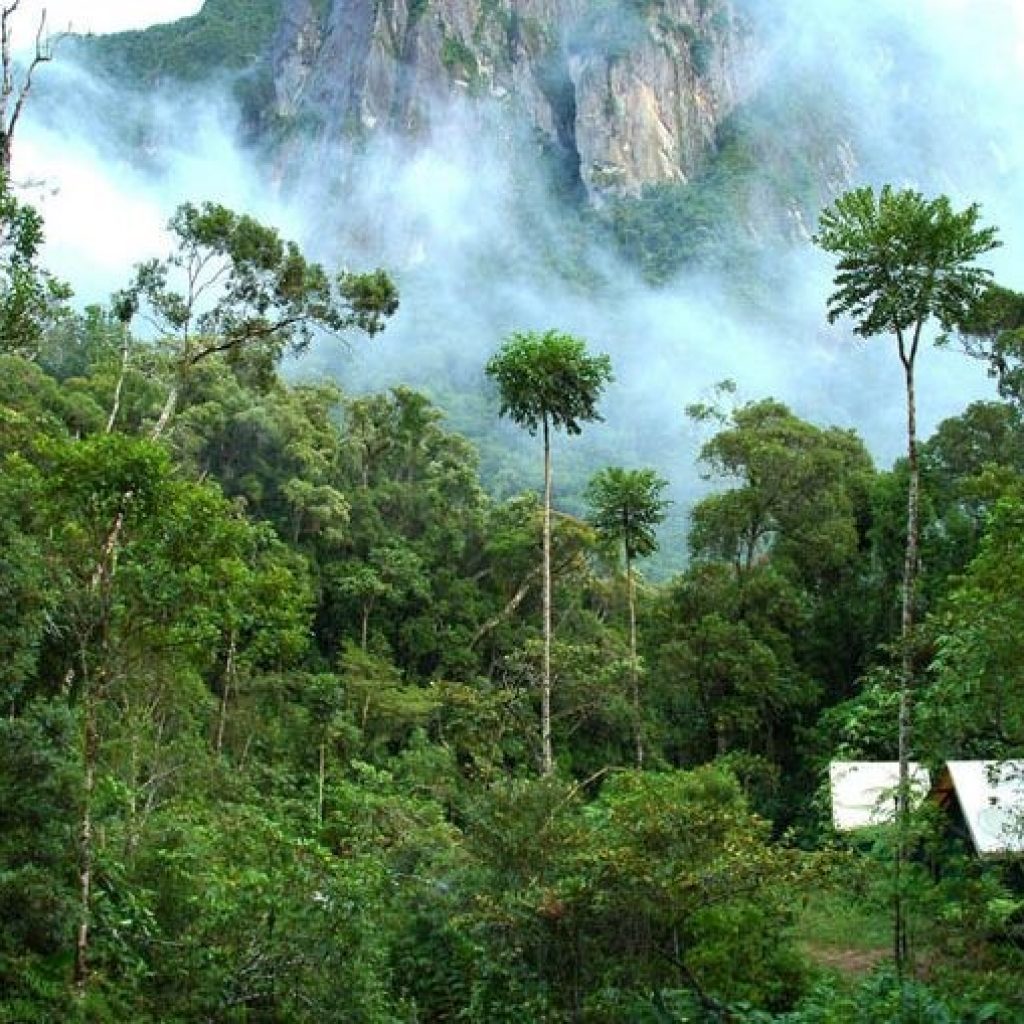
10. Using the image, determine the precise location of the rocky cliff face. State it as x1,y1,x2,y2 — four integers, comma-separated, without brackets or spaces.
269,0,752,200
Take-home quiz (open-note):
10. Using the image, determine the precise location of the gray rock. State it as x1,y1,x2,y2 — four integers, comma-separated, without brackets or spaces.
269,0,753,200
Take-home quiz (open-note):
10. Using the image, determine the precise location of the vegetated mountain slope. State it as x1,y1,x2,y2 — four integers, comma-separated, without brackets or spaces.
265,0,751,201
80,0,1006,280
82,0,283,83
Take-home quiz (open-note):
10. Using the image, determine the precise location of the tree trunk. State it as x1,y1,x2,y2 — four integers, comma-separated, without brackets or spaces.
360,602,370,651
215,631,237,757
74,658,96,996
541,414,553,776
895,334,920,979
1,3,51,179
317,741,326,827
627,551,643,769
85,378,176,632
105,325,130,434
75,521,120,995
151,383,179,441
470,570,537,648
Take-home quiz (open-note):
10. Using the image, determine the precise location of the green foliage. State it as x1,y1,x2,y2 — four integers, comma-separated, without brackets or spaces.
80,0,282,84
441,34,480,84
4,141,1024,1020
958,282,1024,407
0,700,79,999
922,488,1024,756
814,186,1000,344
0,179,71,358
601,78,851,287
750,970,1014,1023
567,0,650,60
648,561,819,766
408,0,430,24
689,398,873,582
485,328,613,437
128,201,397,376
958,281,1024,341
572,768,809,1011
586,465,669,562
683,396,877,721
454,767,810,1018
602,178,734,285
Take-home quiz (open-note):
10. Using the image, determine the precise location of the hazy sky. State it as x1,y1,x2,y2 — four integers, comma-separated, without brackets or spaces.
16,0,203,37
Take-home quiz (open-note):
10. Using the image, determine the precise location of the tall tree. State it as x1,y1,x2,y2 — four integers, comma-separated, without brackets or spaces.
958,282,1024,406
0,179,71,357
686,396,877,704
585,466,668,767
813,185,998,975
126,201,398,438
485,329,612,775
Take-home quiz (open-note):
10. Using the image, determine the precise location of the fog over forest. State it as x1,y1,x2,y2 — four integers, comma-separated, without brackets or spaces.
17,0,1024,535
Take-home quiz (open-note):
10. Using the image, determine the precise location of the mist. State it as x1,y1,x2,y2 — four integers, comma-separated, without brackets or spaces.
17,0,1024,555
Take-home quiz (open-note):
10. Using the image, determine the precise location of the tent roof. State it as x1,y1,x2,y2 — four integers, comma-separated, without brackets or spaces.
943,761,1024,857
829,761,930,831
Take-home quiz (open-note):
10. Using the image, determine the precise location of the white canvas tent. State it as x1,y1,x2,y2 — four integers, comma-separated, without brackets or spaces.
829,761,931,831
940,761,1024,857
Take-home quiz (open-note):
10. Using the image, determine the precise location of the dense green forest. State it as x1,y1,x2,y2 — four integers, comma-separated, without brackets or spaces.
3,157,1024,1021
6,5,1024,1011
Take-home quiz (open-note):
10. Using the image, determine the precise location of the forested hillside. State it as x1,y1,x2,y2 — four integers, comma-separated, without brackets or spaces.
4,175,1024,1021
4,0,1024,1021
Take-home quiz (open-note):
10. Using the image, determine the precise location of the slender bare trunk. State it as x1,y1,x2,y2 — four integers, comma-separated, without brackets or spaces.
215,631,236,757
151,384,178,441
1,3,54,179
74,654,96,996
87,377,174,622
470,569,537,648
126,711,139,860
895,329,920,979
75,515,123,996
541,415,553,776
627,553,642,769
105,326,130,434
317,742,326,827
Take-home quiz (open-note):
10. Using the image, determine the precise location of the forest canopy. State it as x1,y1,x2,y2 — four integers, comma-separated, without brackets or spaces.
2,1,1024,1006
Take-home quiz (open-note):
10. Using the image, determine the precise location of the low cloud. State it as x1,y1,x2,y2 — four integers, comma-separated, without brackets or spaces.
17,0,1020,525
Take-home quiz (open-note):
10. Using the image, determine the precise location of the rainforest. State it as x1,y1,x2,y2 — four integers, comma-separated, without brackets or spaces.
3,0,1024,1021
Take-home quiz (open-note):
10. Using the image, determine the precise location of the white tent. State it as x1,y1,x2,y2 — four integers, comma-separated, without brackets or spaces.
942,761,1024,857
829,761,931,831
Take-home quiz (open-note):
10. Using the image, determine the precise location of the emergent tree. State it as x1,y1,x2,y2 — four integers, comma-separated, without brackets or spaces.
485,329,612,775
813,184,998,975
585,466,668,767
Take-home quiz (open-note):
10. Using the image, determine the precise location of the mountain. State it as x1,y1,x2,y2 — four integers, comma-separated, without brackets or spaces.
77,0,858,277
86,0,753,202
42,0,1011,519
265,0,752,202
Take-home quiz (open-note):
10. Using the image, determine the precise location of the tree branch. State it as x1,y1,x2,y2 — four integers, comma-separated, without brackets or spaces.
1,4,61,176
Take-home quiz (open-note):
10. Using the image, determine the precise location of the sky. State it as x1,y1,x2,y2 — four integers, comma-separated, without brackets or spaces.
15,0,203,37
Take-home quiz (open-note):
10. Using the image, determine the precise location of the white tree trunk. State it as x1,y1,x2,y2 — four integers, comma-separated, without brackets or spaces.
541,415,553,776
895,333,920,979
627,553,643,769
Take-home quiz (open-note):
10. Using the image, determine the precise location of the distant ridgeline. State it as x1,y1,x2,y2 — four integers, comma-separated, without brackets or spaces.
74,0,857,283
